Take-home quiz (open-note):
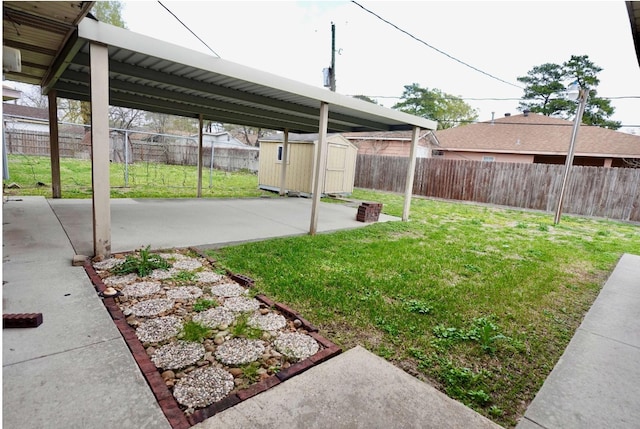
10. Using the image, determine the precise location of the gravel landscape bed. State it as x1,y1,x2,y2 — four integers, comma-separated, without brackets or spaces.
90,248,332,422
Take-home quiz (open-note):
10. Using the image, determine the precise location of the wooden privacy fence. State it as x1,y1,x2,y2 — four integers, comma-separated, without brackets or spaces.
355,155,640,222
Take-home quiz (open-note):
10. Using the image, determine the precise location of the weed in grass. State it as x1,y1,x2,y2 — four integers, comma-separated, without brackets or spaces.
489,405,504,417
113,246,170,277
376,345,395,360
468,389,492,406
179,321,212,342
516,222,528,229
463,264,481,274
468,317,507,355
230,313,263,339
538,224,549,232
374,317,399,337
402,299,433,315
432,317,508,355
193,298,217,312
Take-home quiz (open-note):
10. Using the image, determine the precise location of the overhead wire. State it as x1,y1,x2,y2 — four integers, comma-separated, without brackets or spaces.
157,1,221,58
350,1,523,90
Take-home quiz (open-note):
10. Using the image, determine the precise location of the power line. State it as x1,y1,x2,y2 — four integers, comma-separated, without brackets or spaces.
157,1,221,58
350,1,523,90
350,95,640,101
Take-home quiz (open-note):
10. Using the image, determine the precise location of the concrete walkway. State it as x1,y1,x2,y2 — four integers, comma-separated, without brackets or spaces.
518,253,640,429
3,197,169,429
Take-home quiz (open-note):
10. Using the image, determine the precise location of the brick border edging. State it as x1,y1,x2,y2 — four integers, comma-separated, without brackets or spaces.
84,251,342,429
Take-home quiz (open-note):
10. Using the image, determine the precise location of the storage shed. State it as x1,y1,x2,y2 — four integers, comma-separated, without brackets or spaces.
259,133,357,196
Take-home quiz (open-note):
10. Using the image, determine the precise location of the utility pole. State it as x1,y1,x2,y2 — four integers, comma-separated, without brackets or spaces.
330,22,336,92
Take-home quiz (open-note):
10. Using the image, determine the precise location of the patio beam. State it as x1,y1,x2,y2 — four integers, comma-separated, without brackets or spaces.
89,42,111,257
310,102,329,235
402,126,420,221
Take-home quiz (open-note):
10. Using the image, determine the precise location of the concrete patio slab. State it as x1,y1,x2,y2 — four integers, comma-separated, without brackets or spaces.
193,345,501,429
48,197,397,255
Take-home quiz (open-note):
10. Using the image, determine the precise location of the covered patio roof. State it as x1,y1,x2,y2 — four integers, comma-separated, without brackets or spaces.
46,17,436,134
3,2,436,257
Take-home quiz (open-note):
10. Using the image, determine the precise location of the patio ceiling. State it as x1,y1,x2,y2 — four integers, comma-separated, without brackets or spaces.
3,1,93,86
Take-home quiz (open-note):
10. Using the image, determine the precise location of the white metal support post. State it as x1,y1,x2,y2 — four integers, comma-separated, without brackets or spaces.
402,126,420,221
197,114,204,197
310,102,330,235
48,89,61,198
90,42,111,257
279,129,289,196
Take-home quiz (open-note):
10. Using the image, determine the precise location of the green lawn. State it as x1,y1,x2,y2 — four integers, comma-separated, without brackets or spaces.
5,155,639,426
3,155,269,198
206,189,640,427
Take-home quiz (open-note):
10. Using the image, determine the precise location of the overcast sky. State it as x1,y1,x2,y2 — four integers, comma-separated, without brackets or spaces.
123,1,639,133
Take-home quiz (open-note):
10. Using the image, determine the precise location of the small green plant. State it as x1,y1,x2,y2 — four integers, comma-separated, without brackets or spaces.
467,389,492,405
468,317,506,355
172,270,196,283
538,223,549,232
403,299,433,315
516,222,528,229
240,362,262,383
193,298,217,312
113,246,170,277
488,405,504,417
179,320,211,342
230,314,263,339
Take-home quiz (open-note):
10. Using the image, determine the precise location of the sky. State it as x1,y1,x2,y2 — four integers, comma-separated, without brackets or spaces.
119,1,637,134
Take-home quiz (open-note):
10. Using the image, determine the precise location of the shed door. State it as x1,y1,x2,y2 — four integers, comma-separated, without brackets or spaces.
325,143,347,193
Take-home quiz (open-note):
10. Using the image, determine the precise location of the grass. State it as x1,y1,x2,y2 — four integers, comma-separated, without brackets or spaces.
204,188,640,427
3,155,269,198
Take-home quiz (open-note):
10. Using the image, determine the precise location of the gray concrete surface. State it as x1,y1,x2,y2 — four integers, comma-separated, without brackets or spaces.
3,197,170,429
48,197,397,256
193,345,501,429
518,253,640,429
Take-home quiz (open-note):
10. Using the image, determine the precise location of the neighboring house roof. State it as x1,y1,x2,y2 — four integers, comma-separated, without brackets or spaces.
3,103,49,120
435,113,640,158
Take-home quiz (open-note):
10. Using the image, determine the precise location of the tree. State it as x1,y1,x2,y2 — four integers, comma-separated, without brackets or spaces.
518,55,621,129
392,84,478,130
92,1,127,28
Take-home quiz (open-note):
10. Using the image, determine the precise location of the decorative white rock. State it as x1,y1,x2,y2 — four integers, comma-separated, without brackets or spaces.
151,341,205,370
173,366,234,408
215,338,265,365
274,332,319,361
136,316,182,343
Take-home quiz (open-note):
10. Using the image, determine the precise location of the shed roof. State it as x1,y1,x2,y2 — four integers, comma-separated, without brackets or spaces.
435,113,640,158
